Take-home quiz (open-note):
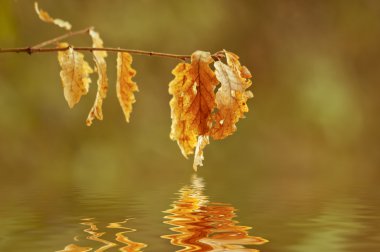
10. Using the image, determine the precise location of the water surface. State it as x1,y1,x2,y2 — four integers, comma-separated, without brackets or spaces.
0,165,379,251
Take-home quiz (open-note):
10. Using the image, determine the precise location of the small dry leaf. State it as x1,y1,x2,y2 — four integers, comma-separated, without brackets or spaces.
211,50,253,140
57,42,93,108
169,63,197,158
86,29,108,126
193,135,209,171
116,52,138,122
34,2,72,30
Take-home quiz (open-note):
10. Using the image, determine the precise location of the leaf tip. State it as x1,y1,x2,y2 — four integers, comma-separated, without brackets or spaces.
85,119,93,127
192,165,198,172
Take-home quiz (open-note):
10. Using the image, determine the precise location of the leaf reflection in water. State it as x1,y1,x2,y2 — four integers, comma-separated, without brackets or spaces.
56,218,147,252
162,175,268,251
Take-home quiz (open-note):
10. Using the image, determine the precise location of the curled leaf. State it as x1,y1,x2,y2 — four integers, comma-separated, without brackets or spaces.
211,50,253,140
34,2,72,30
86,57,108,126
86,29,108,126
116,52,138,122
169,63,197,158
57,42,93,108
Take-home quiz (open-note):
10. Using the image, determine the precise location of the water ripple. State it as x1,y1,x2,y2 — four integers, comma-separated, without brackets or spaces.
162,175,268,251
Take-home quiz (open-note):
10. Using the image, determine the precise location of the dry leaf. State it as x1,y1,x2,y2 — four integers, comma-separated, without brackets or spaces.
57,42,93,108
86,29,108,126
34,2,72,30
193,135,209,171
86,57,108,126
116,52,138,122
186,51,219,135
211,50,253,140
169,63,197,158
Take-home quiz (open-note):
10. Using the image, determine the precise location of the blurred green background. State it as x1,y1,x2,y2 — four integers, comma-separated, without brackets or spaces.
0,1,379,251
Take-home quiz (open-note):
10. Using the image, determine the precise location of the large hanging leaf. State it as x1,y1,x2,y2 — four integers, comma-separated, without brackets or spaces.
169,63,197,158
57,42,93,108
116,52,138,122
86,29,109,126
34,2,72,30
211,50,253,140
186,51,218,170
168,51,218,170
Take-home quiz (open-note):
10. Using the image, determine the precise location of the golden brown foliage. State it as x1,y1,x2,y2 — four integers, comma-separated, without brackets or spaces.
57,42,93,108
116,52,139,123
32,3,253,170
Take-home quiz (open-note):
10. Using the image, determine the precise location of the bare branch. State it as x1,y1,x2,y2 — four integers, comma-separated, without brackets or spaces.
0,46,224,61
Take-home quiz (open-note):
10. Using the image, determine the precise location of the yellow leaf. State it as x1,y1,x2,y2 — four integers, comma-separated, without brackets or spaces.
186,51,219,135
86,29,108,126
169,63,197,158
211,50,253,140
34,2,71,30
116,52,138,122
193,135,209,171
86,57,108,126
57,42,93,108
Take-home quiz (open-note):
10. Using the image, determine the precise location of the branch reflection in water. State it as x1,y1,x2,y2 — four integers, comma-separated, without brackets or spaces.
56,218,147,252
162,175,268,251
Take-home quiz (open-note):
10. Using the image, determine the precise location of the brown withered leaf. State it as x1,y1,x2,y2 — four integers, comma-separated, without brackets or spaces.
86,29,108,126
186,51,219,135
34,2,72,30
116,52,138,122
57,42,93,108
193,135,209,171
169,63,197,158
210,50,253,140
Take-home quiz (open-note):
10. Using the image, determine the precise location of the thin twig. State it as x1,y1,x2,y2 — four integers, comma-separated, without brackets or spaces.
31,26,93,49
0,46,194,60
0,46,224,61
